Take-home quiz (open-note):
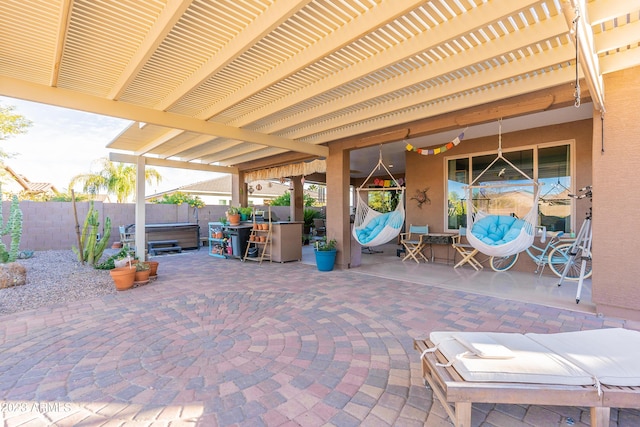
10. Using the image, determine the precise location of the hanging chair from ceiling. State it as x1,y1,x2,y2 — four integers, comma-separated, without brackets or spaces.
465,122,541,257
352,152,405,247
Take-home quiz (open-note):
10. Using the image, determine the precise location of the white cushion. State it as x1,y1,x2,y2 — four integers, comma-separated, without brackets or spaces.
527,328,640,387
452,332,515,359
429,331,594,385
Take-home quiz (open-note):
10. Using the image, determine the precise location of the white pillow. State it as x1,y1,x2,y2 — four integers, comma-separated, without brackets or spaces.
452,332,515,359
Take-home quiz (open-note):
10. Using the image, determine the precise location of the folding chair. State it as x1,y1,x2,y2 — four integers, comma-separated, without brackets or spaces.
400,225,429,263
452,227,483,270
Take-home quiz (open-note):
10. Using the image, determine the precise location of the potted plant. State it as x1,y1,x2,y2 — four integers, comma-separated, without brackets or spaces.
239,206,253,221
314,237,337,271
147,260,159,279
110,263,136,290
303,209,321,244
134,261,151,285
227,206,241,225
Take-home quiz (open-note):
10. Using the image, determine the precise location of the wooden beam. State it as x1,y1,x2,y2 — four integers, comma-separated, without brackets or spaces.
2,76,329,157
109,153,238,174
335,84,591,151
454,95,555,126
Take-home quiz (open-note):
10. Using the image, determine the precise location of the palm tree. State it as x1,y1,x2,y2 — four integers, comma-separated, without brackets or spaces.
70,158,162,203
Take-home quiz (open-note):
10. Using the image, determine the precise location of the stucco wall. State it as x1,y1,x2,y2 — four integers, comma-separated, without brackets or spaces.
1,202,294,251
404,119,594,269
592,65,640,320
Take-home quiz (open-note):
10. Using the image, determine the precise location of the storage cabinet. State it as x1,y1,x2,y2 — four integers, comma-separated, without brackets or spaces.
208,223,227,258
271,222,303,262
207,223,252,259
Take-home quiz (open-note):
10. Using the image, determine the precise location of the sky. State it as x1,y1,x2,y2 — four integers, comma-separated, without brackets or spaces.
0,96,219,195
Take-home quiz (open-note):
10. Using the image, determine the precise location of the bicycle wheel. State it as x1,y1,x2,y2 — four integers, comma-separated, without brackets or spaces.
490,253,519,272
548,243,593,280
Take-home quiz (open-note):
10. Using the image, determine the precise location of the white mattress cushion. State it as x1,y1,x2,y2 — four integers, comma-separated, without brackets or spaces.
429,331,594,385
526,328,640,387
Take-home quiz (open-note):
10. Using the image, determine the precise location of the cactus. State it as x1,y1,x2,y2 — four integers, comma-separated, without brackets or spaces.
0,193,23,263
72,201,111,266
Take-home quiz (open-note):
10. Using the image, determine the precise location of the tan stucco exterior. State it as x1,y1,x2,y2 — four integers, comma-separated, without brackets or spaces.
591,65,640,320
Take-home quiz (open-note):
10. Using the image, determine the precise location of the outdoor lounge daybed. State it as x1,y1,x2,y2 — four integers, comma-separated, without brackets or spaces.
414,328,640,427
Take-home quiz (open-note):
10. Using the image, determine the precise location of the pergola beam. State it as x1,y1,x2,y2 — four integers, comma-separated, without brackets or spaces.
1,76,329,157
197,0,428,120
232,0,551,134
109,152,238,174
108,0,194,100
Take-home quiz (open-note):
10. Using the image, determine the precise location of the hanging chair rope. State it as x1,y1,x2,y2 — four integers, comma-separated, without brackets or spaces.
464,120,541,257
352,148,406,246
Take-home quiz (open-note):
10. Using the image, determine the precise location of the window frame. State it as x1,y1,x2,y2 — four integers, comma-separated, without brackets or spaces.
444,139,576,232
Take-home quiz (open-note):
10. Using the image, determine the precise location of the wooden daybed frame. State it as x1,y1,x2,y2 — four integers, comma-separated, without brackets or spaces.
414,338,640,427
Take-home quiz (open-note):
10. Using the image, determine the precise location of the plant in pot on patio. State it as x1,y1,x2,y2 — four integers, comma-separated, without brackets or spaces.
147,260,159,280
227,206,241,226
134,261,151,286
109,261,136,291
239,206,253,222
314,237,337,271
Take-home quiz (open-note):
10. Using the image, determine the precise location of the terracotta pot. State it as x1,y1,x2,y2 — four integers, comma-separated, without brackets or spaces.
111,242,123,249
147,260,159,277
134,269,151,285
110,266,135,291
250,235,256,241
228,214,241,225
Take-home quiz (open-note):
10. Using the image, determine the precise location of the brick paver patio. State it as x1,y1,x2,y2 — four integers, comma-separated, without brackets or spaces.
0,249,638,426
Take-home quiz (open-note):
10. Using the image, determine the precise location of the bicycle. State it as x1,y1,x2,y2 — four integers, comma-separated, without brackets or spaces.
489,227,592,281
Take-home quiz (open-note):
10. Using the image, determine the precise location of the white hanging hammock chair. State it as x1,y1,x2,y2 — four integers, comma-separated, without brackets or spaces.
352,152,405,247
465,121,541,257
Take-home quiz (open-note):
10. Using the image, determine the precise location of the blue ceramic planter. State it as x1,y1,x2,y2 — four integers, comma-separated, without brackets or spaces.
314,249,337,271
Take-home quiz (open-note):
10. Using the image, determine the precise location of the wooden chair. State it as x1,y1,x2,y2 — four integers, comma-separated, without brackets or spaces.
452,227,482,270
119,225,135,250
400,225,429,263
312,218,326,238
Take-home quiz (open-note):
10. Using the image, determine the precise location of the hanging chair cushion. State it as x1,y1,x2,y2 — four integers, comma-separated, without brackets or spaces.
355,210,404,245
471,215,526,246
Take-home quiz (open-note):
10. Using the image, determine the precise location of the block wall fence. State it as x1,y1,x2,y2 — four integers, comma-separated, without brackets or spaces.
2,201,297,251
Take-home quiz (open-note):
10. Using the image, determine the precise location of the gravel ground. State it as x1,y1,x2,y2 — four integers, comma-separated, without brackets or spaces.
0,250,118,316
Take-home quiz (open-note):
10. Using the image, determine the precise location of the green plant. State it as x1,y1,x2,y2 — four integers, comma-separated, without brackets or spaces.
0,190,24,263
239,206,253,216
95,247,129,270
151,191,205,208
72,201,111,266
315,236,337,251
270,191,316,207
227,205,240,215
136,261,150,271
218,216,228,225
303,208,321,229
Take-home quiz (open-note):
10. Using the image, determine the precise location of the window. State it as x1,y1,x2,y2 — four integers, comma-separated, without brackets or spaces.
368,189,401,213
446,143,572,232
